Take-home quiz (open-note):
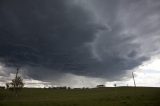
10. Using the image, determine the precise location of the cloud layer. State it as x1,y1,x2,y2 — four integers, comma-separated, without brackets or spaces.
0,0,160,82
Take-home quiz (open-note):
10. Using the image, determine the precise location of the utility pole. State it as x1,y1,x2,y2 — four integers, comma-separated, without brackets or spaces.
13,67,19,95
15,67,19,79
132,72,136,87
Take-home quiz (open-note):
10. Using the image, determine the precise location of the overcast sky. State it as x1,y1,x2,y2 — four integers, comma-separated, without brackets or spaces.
0,0,160,88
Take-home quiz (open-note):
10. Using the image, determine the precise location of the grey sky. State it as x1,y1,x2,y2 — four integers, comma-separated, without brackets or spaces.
0,0,160,85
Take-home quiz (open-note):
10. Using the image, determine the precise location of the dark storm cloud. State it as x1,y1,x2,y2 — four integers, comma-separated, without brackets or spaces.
0,0,160,81
0,0,96,65
0,0,102,79
84,0,160,79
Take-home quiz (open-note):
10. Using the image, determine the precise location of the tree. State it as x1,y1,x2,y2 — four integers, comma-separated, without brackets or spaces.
6,67,24,95
114,83,117,87
10,76,24,89
6,83,10,89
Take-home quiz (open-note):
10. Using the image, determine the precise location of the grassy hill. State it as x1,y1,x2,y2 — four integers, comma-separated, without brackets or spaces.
0,87,160,106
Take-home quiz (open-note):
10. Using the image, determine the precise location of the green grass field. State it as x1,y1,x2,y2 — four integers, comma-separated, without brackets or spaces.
0,87,160,106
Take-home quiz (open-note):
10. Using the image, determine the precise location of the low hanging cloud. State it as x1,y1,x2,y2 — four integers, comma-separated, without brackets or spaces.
0,0,160,82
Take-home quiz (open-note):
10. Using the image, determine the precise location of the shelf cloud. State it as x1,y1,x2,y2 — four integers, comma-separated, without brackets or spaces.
0,0,160,83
